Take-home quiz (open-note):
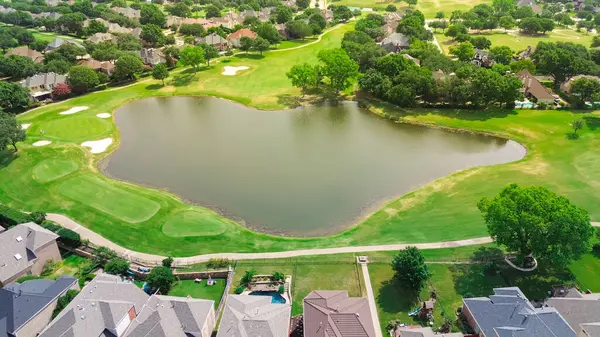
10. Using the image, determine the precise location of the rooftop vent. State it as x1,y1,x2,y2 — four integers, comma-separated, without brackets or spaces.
16,236,23,242
14,254,22,260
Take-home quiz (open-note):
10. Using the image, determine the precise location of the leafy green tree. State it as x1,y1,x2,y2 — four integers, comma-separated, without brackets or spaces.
52,290,79,319
253,23,282,44
239,36,254,53
271,271,285,281
252,36,270,55
141,24,166,47
0,55,40,80
0,112,26,152
162,256,174,267
205,4,221,18
510,59,536,73
165,2,192,17
470,36,491,50
179,45,205,71
572,118,585,135
490,46,513,65
44,59,72,74
140,4,166,26
405,0,417,7
198,43,219,66
444,23,467,39
478,184,594,267
105,258,130,275
286,20,312,39
112,53,144,81
240,269,256,285
117,34,142,51
152,63,169,85
67,66,100,94
0,33,18,52
29,39,49,52
386,4,397,12
498,15,515,31
92,246,117,266
333,5,352,22
179,23,205,36
493,0,515,13
396,14,431,40
147,266,175,293
162,46,179,68
391,247,430,292
286,63,318,94
449,41,475,61
56,12,86,36
435,11,445,18
317,48,359,92
514,5,534,19
297,0,309,9
0,82,29,111
570,77,600,106
44,44,86,64
519,17,542,34
85,20,108,35
341,31,386,71
276,6,293,23
532,42,598,83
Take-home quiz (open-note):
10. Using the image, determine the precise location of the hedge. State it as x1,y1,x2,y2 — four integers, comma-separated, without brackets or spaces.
0,203,32,227
40,222,82,248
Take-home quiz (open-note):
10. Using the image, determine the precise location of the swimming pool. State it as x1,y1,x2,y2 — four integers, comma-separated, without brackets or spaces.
248,291,287,304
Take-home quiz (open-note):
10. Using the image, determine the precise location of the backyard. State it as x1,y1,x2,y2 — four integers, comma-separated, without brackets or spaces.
168,279,227,305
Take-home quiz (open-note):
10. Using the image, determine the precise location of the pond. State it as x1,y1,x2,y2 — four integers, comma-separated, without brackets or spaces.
103,97,525,236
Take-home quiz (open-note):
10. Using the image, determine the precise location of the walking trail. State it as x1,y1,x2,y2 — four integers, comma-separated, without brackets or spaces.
360,261,383,337
52,215,600,265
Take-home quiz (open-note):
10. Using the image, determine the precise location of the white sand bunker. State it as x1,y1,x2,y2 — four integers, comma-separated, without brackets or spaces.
81,138,112,154
33,140,51,147
96,113,111,119
59,106,89,115
222,66,249,76
21,123,31,130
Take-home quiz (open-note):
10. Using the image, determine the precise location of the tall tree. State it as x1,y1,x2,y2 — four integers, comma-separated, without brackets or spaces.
140,4,166,26
239,36,254,53
252,36,270,56
0,82,30,111
317,48,359,92
490,46,513,65
532,41,598,83
112,54,144,81
104,258,130,275
67,66,100,94
286,63,318,94
478,184,594,267
152,63,169,85
140,24,166,47
146,266,175,294
391,247,430,292
449,41,475,61
0,112,26,152
198,43,218,66
179,45,205,71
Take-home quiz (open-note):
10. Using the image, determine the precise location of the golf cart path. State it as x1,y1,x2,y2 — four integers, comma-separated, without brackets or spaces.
47,214,600,265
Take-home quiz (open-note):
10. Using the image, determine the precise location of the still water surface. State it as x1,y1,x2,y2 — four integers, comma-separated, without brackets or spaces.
104,97,525,235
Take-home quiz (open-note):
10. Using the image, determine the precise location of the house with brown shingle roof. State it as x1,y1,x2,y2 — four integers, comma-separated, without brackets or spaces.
304,290,377,337
5,46,44,63
78,59,115,75
227,28,257,48
517,69,555,104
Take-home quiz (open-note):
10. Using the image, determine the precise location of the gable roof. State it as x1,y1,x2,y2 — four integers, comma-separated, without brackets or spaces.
216,295,290,337
39,273,150,337
125,295,214,337
517,69,554,102
304,290,376,337
5,46,44,63
197,33,228,45
78,59,115,71
20,72,67,89
463,287,575,337
546,289,600,336
0,223,59,284
227,28,257,40
0,276,77,336
86,33,115,44
381,33,410,48
45,38,84,51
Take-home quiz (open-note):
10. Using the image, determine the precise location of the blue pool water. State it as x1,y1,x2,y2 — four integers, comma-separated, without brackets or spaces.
249,291,287,304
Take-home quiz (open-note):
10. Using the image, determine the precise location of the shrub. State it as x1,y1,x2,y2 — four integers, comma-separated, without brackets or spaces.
16,275,43,283
29,211,46,224
0,203,31,227
78,273,96,288
271,271,285,282
52,82,71,99
278,285,285,294
41,259,58,277
40,221,82,247
162,257,174,268
240,269,256,285
52,290,79,318
207,258,230,269
235,286,245,294
105,258,130,275
146,266,175,294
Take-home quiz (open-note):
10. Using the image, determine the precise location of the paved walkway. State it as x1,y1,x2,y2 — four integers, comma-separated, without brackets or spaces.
360,261,383,337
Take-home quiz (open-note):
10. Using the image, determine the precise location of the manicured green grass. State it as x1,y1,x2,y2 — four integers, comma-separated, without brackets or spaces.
162,210,228,237
169,279,226,304
29,116,114,143
434,29,595,55
33,159,79,183
331,0,490,17
59,175,161,223
273,38,317,50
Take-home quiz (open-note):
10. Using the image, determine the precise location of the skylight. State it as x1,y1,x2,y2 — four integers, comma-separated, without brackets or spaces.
16,236,23,242
14,254,22,260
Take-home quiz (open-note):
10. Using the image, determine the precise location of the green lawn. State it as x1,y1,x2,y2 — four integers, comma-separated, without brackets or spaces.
162,210,228,237
33,159,79,184
169,279,226,304
331,0,490,17
434,29,595,55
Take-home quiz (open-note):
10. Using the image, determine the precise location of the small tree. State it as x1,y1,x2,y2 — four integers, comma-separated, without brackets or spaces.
253,37,270,56
386,4,397,12
240,269,256,285
52,82,71,99
271,271,285,281
28,211,46,224
113,54,144,81
391,246,430,292
146,266,175,294
235,286,245,294
478,184,595,267
53,290,79,318
152,63,169,85
67,66,100,94
105,258,130,275
239,36,254,54
0,112,27,152
179,45,205,71
286,63,318,95
572,118,585,135
162,256,174,268
92,246,117,266
199,43,219,66
278,285,285,294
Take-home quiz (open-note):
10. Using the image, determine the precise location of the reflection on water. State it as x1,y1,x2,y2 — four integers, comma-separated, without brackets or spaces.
103,97,526,236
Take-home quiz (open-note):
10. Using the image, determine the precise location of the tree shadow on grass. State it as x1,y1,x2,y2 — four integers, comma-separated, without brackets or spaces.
583,116,600,130
377,279,421,322
501,265,575,301
145,84,163,90
234,53,264,60
565,132,580,140
172,73,198,87
0,150,17,169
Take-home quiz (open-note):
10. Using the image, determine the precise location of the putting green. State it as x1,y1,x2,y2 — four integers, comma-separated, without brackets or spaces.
58,175,160,223
29,116,113,142
33,159,79,183
162,210,228,237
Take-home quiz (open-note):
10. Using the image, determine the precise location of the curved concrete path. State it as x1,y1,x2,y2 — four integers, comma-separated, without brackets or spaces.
47,213,494,265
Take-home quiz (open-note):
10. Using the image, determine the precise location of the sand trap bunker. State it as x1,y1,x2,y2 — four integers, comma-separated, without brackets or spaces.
96,113,111,119
33,140,51,147
222,66,249,76
81,138,113,154
21,123,31,130
59,106,89,115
